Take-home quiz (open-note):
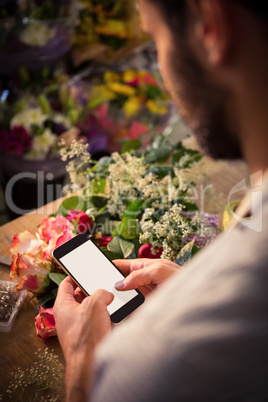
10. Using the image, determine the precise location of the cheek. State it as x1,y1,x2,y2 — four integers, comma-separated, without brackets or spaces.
156,44,173,90
156,44,180,101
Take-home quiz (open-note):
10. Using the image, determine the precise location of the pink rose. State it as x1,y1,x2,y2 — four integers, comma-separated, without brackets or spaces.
10,231,46,255
127,121,149,140
35,306,57,341
138,244,163,259
9,216,75,294
99,236,113,248
67,210,93,235
10,253,51,294
38,215,74,243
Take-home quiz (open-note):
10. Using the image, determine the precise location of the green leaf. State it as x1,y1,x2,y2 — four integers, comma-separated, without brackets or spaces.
90,196,108,209
101,248,121,261
51,288,59,297
145,146,172,164
38,94,51,115
128,238,141,259
108,237,135,259
91,178,107,194
95,157,111,173
112,218,140,240
182,202,199,212
57,196,86,217
102,220,119,235
145,166,174,178
146,84,163,99
37,292,56,307
175,240,195,266
69,108,79,124
48,273,67,286
172,149,203,168
122,139,142,153
192,246,201,257
88,96,105,110
123,199,144,219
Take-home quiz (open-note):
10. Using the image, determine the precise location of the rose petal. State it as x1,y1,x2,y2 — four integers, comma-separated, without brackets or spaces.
138,244,163,259
16,273,47,292
35,306,57,341
99,236,113,248
10,231,44,255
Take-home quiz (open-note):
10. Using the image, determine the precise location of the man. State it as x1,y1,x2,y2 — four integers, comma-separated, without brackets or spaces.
54,1,268,400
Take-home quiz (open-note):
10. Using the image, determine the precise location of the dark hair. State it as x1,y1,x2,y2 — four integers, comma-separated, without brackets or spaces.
234,0,268,18
148,0,268,22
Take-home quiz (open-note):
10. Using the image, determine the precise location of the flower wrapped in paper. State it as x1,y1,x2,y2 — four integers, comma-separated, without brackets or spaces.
72,0,150,66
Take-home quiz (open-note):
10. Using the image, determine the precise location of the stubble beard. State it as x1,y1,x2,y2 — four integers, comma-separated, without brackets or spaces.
169,39,243,161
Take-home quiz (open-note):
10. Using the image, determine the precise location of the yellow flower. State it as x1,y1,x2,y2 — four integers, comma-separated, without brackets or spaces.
104,71,120,85
88,85,116,109
146,100,168,115
123,69,137,83
108,82,136,96
123,96,142,117
97,85,116,100
95,19,129,39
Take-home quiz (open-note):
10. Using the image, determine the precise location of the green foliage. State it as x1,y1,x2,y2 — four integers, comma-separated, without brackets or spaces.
59,129,209,262
101,248,121,261
108,237,135,259
145,146,172,164
112,217,140,240
122,199,144,219
172,143,203,168
38,94,52,115
57,196,87,217
48,273,67,287
122,139,142,153
91,177,107,194
145,166,175,178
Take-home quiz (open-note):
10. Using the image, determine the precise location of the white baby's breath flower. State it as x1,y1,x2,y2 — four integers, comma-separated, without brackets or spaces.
11,108,48,130
20,21,56,47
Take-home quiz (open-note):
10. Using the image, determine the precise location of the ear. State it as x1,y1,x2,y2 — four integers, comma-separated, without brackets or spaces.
187,0,230,65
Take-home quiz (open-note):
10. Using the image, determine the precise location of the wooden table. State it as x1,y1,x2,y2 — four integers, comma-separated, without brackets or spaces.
0,200,65,400
0,158,250,400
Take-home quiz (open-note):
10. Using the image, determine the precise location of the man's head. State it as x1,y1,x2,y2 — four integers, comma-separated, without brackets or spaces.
139,0,268,161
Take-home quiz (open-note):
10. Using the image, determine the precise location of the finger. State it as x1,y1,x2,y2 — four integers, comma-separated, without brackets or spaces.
115,268,153,291
114,259,149,275
74,287,87,304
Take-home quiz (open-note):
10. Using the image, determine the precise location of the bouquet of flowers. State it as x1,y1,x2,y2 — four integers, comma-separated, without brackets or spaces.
0,0,76,75
0,69,108,161
0,67,172,160
8,130,219,340
83,68,173,151
72,0,149,66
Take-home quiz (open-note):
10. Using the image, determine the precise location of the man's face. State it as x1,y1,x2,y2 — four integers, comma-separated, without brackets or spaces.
139,0,243,160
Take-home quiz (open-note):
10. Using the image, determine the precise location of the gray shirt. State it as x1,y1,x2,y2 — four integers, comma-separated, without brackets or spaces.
90,179,268,401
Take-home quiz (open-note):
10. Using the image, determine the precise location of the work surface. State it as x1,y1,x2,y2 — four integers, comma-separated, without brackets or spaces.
0,158,250,399
0,200,65,400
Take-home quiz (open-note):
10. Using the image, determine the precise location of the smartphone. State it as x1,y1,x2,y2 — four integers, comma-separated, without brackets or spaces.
53,234,145,323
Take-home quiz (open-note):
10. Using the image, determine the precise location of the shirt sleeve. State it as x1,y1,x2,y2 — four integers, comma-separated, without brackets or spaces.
90,226,268,402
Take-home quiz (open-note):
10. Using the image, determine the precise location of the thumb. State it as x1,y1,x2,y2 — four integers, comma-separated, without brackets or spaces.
90,289,115,307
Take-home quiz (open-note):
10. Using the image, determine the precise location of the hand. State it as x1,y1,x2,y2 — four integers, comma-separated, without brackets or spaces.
114,259,180,298
54,277,114,402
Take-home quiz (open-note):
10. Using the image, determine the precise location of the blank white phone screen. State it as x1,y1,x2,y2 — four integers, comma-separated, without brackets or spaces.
60,240,138,315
